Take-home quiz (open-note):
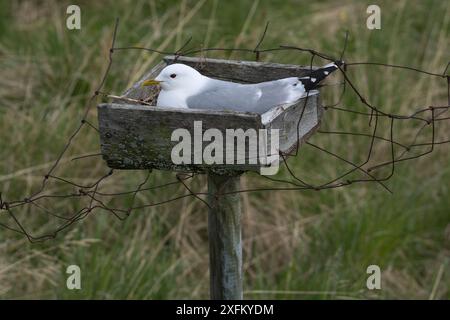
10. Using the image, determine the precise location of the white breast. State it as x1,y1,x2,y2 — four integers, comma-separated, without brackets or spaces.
156,90,189,108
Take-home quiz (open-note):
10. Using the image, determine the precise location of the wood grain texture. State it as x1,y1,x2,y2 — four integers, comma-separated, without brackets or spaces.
264,92,321,155
207,173,242,300
97,103,264,174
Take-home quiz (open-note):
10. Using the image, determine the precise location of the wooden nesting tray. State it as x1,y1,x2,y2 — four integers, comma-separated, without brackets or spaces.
97,56,322,174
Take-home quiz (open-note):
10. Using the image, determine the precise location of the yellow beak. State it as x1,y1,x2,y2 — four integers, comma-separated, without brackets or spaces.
141,79,162,87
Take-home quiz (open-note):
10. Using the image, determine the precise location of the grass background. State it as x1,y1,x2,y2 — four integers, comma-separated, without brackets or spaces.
0,0,449,299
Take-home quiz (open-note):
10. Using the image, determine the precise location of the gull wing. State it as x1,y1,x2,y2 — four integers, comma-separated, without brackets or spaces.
186,78,302,114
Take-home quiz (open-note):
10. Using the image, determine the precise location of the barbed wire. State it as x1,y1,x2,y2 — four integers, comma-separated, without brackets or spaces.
1,18,449,242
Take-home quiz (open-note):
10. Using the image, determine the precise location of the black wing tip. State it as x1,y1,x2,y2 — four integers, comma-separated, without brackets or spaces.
297,60,344,90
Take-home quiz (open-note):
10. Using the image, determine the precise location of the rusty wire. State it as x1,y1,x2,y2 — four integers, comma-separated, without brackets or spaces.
0,18,449,242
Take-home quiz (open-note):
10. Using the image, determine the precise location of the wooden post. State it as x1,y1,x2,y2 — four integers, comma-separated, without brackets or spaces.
207,172,243,300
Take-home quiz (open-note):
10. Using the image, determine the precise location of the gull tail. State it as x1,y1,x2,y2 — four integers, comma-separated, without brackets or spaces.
298,60,343,91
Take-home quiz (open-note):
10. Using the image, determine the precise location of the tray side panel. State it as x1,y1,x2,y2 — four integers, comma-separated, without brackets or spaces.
97,103,265,174
164,55,317,83
264,93,321,155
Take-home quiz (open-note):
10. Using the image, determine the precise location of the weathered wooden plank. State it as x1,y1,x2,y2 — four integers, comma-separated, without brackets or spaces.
97,103,265,174
163,55,317,83
97,94,320,173
97,99,321,174
207,173,242,300
263,92,321,155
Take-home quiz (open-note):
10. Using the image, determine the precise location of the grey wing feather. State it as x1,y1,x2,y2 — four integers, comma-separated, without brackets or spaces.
186,78,300,114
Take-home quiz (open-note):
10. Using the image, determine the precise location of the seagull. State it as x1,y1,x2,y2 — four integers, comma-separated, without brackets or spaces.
142,61,342,114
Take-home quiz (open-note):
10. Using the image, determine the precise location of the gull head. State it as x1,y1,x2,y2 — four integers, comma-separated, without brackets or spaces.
142,63,205,92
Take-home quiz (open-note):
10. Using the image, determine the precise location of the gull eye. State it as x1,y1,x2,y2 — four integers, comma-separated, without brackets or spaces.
170,73,177,78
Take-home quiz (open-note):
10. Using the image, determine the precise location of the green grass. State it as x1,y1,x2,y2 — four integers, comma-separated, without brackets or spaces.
0,0,449,299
